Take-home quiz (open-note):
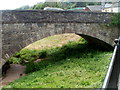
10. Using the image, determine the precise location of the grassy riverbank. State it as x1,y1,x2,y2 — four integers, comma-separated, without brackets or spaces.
5,34,112,88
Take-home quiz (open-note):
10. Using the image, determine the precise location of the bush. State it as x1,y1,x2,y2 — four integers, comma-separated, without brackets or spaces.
38,50,47,58
25,60,51,73
9,49,48,64
111,13,120,27
25,62,36,74
9,57,22,64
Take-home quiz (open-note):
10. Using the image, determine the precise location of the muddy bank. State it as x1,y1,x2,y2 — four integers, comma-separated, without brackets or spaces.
0,64,26,87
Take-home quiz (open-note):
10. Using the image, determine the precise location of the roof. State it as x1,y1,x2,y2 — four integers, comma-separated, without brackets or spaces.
67,7,85,11
111,2,120,7
86,5,102,11
103,2,120,9
44,7,64,11
104,3,112,8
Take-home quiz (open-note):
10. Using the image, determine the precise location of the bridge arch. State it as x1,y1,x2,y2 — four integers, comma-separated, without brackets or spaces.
1,10,120,61
2,22,117,59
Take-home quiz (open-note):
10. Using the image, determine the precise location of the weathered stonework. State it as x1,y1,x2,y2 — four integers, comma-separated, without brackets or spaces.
0,11,2,77
1,10,120,61
2,10,112,24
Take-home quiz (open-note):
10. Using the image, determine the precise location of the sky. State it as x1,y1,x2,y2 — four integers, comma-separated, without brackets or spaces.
0,0,119,10
0,0,45,10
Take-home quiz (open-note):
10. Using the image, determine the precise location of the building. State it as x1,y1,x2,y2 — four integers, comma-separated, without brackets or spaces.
67,7,86,11
85,5,102,12
102,2,120,13
44,7,64,11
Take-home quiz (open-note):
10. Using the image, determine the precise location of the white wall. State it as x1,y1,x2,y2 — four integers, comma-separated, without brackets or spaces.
102,7,120,13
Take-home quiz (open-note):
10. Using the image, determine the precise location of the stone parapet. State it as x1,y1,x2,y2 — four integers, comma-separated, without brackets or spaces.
1,10,112,24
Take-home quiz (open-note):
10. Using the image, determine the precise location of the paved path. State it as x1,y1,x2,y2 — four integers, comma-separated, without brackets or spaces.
0,64,26,88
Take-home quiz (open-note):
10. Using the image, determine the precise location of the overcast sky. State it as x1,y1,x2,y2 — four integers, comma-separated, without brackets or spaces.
0,0,119,10
0,0,45,10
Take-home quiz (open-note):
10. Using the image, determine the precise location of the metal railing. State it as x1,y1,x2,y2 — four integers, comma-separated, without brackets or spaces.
102,37,120,89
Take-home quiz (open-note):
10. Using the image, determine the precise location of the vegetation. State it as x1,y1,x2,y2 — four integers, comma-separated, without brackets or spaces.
75,2,100,7
15,5,32,10
8,49,47,64
32,2,101,10
8,34,80,64
16,2,101,10
111,13,120,27
6,35,112,88
32,2,76,10
25,34,80,50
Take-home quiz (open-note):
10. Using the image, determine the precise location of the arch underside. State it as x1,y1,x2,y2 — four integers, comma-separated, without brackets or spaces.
77,34,113,50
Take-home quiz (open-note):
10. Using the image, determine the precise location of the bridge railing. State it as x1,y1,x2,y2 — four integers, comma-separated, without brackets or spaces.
102,37,120,89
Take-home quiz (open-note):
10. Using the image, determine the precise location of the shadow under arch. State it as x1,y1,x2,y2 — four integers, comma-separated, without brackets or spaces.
76,33,113,50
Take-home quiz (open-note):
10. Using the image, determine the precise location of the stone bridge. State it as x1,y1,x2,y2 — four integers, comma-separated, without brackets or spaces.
1,10,120,62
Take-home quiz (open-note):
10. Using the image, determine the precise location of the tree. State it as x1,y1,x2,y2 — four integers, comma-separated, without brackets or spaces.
32,2,45,10
86,2,101,5
32,2,76,10
111,13,120,27
75,2,86,7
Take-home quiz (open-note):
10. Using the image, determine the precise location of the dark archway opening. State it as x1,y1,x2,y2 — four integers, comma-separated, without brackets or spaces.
76,33,113,51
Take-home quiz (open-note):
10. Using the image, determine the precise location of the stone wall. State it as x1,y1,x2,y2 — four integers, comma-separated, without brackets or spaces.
2,23,119,59
1,10,120,60
2,10,112,24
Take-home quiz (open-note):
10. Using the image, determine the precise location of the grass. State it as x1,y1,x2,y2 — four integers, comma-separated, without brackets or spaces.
6,34,112,88
5,51,111,88
8,34,81,65
25,33,80,50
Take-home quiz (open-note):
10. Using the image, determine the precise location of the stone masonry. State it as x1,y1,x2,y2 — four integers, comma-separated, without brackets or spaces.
1,10,120,61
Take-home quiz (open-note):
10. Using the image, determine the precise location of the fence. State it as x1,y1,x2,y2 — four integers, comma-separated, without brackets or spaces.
102,37,120,89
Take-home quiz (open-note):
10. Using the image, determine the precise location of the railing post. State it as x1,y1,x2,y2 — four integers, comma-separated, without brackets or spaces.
102,37,120,89
117,37,120,89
